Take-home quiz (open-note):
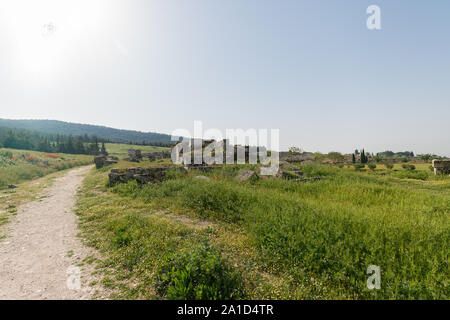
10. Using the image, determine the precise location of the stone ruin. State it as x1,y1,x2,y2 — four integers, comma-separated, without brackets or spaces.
235,170,259,182
107,140,317,185
126,148,171,163
142,151,171,162
127,149,143,162
142,153,155,162
173,139,268,165
279,152,314,163
94,155,119,169
432,159,450,175
108,167,185,185
277,161,304,180
171,139,312,180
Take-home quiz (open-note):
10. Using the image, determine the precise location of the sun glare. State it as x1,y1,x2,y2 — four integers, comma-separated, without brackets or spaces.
0,0,111,84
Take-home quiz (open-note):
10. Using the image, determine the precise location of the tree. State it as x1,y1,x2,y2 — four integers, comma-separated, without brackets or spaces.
352,154,356,164
101,142,108,156
327,151,344,163
288,146,302,155
0,126,102,155
373,154,383,163
75,136,86,154
360,149,368,164
313,152,325,162
66,135,75,154
419,154,432,162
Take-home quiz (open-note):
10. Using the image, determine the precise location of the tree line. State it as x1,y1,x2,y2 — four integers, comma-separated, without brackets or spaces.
0,119,173,146
0,126,107,155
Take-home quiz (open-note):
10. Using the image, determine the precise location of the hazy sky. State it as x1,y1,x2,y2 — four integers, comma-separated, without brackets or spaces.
0,0,449,155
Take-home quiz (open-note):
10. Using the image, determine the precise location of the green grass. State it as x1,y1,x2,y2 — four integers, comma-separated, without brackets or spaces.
76,162,449,299
105,143,170,159
0,148,92,189
156,240,244,299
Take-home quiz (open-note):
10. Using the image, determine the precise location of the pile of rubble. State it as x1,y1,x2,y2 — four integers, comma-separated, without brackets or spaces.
108,167,179,185
276,161,304,179
94,155,119,169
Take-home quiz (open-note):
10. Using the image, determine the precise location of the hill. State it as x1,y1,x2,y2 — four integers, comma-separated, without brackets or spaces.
0,119,173,145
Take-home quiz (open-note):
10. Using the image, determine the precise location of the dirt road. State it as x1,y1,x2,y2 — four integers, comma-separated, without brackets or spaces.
0,166,101,300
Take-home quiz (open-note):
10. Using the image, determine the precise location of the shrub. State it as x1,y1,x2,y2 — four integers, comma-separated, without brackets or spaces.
402,164,416,171
353,163,365,171
155,241,244,300
368,163,377,171
111,222,133,248
0,150,13,159
385,163,394,170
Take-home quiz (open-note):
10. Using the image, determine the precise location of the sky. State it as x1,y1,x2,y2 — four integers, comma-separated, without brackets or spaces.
0,0,449,155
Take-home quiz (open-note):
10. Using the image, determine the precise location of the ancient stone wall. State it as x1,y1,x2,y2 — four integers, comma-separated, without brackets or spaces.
108,166,186,185
432,159,450,175
94,155,118,169
127,149,142,162
173,139,267,165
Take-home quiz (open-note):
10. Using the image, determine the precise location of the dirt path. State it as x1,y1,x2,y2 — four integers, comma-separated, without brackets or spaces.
0,166,102,300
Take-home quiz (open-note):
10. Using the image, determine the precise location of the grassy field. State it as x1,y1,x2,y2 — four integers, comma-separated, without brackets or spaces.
0,148,92,189
105,143,170,159
75,161,449,299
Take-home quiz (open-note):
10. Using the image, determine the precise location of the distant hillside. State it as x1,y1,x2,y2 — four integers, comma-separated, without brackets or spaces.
0,119,173,145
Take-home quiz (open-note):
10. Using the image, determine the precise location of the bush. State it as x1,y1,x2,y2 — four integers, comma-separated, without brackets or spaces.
368,163,377,171
402,164,416,171
353,163,365,171
385,163,394,170
0,150,13,159
155,241,244,300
